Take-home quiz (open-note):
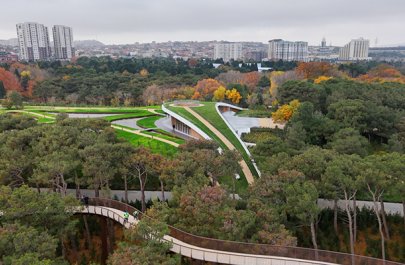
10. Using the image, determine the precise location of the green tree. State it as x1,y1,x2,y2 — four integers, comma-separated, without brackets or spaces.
328,128,369,157
0,80,6,98
3,91,24,109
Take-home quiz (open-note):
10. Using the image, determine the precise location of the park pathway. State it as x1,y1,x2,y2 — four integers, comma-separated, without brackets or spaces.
184,107,254,184
111,125,180,147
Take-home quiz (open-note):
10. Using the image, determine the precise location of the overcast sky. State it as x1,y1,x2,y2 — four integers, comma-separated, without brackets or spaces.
1,0,404,46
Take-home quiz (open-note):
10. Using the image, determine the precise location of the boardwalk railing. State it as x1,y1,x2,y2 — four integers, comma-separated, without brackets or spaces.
87,198,404,265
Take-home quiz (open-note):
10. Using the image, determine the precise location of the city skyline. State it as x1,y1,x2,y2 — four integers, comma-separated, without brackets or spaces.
0,0,404,46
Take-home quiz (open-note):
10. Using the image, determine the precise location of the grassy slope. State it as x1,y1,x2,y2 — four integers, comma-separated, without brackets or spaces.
192,102,258,178
166,103,248,191
115,130,178,157
136,116,162,128
103,112,154,122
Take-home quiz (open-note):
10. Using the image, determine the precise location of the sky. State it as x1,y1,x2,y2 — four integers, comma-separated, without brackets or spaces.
0,0,404,46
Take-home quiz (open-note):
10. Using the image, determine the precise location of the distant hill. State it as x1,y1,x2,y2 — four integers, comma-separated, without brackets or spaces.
74,40,105,48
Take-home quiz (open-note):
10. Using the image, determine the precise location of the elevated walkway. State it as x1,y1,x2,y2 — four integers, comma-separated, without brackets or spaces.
74,198,403,265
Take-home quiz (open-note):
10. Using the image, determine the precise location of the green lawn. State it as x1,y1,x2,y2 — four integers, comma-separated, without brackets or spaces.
191,102,259,178
166,103,250,191
141,130,185,145
136,116,162,128
237,109,272,118
115,130,178,157
25,105,160,113
103,112,155,122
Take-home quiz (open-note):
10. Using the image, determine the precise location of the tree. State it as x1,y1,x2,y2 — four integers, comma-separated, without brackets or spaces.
277,80,320,106
272,99,300,123
108,207,180,265
225,88,242,104
295,62,339,79
286,179,320,252
192,78,222,100
322,154,362,263
124,147,160,212
328,128,369,157
213,86,226,101
0,80,6,98
3,91,24,109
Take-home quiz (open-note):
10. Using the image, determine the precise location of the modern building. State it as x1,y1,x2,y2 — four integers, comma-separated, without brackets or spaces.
52,25,74,60
16,22,51,61
0,52,18,63
339,38,370,61
268,39,308,62
214,42,243,62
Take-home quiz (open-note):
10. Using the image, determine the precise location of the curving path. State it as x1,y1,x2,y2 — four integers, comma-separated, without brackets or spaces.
184,106,255,184
74,198,402,265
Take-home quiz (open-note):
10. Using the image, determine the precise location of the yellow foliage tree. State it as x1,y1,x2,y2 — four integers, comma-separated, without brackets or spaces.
314,76,332,84
272,99,300,123
213,86,226,101
225,88,242,104
20,70,31,78
139,68,149,77
269,71,284,97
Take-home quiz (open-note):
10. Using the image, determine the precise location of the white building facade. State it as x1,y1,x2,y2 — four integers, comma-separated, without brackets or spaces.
268,39,308,62
52,25,74,60
339,38,370,61
214,43,243,62
16,22,51,61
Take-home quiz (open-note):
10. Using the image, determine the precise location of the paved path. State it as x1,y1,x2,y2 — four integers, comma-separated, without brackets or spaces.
112,125,180,147
184,107,254,184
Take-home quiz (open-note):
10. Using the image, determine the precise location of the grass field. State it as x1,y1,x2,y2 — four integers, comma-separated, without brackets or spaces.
115,130,178,157
141,130,185,145
191,102,258,178
166,103,250,191
136,115,162,128
103,112,155,122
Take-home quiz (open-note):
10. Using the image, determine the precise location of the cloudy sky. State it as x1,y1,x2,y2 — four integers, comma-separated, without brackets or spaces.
1,0,404,46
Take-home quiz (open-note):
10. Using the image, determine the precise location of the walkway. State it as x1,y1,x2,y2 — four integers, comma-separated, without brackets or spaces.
74,198,402,265
184,107,254,184
111,125,180,147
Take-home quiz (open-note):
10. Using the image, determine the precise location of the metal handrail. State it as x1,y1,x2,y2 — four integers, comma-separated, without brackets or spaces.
87,197,405,265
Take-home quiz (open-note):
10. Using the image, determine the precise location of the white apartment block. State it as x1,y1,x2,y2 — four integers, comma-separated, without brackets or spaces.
53,25,74,60
339,38,370,61
16,22,51,61
268,39,308,62
214,43,243,62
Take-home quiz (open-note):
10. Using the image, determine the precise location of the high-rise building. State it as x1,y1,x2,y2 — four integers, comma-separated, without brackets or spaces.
16,22,51,61
52,25,74,60
339,38,370,61
268,39,308,62
214,43,243,62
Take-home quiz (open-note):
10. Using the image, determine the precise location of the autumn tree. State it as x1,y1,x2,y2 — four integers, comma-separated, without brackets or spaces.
295,62,338,79
192,78,222,100
213,86,226,101
225,88,242,104
272,99,300,123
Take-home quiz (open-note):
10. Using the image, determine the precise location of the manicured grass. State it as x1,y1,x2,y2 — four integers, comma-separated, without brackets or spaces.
191,102,259,178
115,130,178,157
166,103,250,190
237,109,272,118
136,116,162,128
142,131,185,145
103,112,155,122
25,106,160,113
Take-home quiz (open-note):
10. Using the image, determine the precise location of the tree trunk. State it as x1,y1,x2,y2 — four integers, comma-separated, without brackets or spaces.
333,198,338,234
353,196,357,242
310,220,318,260
403,200,405,229
380,199,390,240
344,191,355,265
83,216,92,250
36,183,41,194
75,183,81,199
124,175,128,203
160,179,165,201
374,200,386,261
95,184,100,198
139,174,147,213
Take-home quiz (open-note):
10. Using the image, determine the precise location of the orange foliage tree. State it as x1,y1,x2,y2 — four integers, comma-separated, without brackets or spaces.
296,62,338,79
357,64,405,83
241,72,260,92
192,78,222,100
0,68,22,93
314,76,332,84
272,99,300,123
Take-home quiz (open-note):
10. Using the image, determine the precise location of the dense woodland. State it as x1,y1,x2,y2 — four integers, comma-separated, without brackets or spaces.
0,58,405,264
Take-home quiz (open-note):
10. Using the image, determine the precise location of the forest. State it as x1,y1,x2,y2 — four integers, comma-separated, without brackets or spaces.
0,58,405,264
